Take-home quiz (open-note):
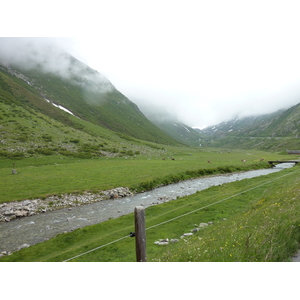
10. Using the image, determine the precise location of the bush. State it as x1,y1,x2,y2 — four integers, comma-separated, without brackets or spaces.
8,152,25,159
80,143,99,152
70,138,80,144
59,150,75,157
41,134,53,142
18,134,28,142
35,148,54,155
0,149,9,157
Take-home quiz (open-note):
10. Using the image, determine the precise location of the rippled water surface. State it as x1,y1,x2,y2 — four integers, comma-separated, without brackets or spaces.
0,163,294,253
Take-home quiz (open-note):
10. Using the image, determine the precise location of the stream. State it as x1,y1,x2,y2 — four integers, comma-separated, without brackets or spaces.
0,163,295,254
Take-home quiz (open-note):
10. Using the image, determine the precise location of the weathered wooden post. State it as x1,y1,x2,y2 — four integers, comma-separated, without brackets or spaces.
134,206,147,262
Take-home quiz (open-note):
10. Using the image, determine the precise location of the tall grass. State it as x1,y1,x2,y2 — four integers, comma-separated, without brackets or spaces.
153,167,300,262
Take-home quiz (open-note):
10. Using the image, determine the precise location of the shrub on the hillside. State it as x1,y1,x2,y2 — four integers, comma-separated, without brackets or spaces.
35,148,54,155
41,134,53,142
8,151,25,159
59,150,74,157
17,134,28,142
80,143,99,152
120,149,135,156
70,138,80,144
0,149,9,158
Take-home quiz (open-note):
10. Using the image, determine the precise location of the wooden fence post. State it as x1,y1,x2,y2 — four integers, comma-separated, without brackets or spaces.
134,206,147,262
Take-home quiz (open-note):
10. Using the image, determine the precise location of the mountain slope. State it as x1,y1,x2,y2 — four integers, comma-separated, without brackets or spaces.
145,114,202,147
198,103,300,151
0,71,164,159
0,54,181,146
133,102,202,146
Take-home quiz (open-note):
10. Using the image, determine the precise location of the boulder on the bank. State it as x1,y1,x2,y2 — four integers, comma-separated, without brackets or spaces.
15,210,28,217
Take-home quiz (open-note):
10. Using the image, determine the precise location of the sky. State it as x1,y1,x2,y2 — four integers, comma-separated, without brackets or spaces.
2,0,300,129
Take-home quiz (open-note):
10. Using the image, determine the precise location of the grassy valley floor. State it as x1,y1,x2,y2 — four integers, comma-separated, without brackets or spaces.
0,149,291,203
1,161,300,262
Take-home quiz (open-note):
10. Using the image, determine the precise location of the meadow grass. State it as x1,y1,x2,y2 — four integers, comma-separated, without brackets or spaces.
0,149,292,203
152,167,300,262
1,164,300,262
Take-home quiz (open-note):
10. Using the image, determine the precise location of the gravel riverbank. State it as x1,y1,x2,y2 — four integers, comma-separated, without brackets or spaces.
0,187,133,223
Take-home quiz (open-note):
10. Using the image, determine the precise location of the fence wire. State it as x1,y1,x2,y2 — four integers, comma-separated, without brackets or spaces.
63,167,299,262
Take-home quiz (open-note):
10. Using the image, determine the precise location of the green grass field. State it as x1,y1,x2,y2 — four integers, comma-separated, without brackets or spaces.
0,149,291,203
1,150,299,262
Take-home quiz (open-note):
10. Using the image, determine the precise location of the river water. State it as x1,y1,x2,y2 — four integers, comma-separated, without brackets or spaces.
0,163,294,254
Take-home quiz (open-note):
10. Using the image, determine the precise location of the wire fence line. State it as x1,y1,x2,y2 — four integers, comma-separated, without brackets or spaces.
63,235,131,262
62,167,299,262
146,168,298,230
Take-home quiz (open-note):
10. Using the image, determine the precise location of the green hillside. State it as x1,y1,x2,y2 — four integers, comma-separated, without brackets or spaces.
0,55,181,149
137,106,203,147
199,103,300,151
0,67,181,160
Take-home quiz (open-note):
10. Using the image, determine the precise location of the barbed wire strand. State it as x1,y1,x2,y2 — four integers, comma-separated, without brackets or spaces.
63,167,299,262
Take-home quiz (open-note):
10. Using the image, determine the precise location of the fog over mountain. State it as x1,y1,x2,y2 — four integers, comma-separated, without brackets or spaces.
0,38,113,94
2,1,300,129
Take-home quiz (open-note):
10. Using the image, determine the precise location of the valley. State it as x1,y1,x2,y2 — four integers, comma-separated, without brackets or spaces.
1,46,300,262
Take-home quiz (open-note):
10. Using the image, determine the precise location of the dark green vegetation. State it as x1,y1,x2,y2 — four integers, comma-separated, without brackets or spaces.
1,165,299,262
132,161,271,193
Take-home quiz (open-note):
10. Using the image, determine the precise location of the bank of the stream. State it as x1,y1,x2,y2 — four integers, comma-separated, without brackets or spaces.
0,187,134,223
0,162,272,222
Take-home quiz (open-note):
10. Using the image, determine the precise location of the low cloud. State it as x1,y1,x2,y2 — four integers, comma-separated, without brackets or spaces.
0,37,113,93
2,35,300,129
